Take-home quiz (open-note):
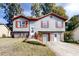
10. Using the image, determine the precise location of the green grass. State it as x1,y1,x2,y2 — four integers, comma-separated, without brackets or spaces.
26,41,46,46
13,41,55,56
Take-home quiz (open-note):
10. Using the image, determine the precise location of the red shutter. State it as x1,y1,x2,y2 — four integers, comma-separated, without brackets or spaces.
16,21,19,28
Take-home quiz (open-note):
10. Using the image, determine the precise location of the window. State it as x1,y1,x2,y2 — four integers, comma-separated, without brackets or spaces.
41,21,49,28
16,21,28,28
21,21,25,27
56,20,63,28
55,34,57,37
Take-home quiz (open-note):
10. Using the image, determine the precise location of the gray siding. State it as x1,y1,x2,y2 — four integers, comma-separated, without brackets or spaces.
60,33,64,41
34,16,65,32
13,15,65,32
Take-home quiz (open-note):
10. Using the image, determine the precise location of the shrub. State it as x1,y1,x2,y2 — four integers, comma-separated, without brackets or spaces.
27,41,45,46
64,31,79,44
38,32,43,36
74,40,79,44
64,31,73,42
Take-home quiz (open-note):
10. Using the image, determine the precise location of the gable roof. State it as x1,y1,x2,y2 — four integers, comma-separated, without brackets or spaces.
12,12,67,21
13,15,38,21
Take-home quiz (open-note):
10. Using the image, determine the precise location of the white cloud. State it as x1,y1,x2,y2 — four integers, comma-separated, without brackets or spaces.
57,3,79,19
63,3,79,19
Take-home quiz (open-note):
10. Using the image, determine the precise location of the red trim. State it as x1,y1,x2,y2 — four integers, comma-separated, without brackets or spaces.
12,12,67,21
13,15,38,21
25,21,28,27
48,33,50,41
16,21,19,28
16,20,28,28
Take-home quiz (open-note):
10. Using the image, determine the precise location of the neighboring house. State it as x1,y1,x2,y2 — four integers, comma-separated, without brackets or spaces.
0,23,11,37
72,23,79,42
12,13,67,43
67,15,79,42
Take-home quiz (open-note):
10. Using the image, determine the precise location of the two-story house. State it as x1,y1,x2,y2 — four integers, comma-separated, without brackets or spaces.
12,13,67,43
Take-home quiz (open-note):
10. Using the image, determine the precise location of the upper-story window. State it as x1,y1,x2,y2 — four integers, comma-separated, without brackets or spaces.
16,20,28,28
56,20,63,28
41,21,49,28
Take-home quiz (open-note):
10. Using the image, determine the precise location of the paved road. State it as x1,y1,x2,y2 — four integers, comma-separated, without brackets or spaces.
47,42,79,56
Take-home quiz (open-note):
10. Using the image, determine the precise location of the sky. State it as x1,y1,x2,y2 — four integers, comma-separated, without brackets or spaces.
57,3,79,19
21,3,32,16
0,3,79,24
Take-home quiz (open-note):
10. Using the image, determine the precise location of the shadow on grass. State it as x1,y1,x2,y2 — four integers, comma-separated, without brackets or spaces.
23,40,46,46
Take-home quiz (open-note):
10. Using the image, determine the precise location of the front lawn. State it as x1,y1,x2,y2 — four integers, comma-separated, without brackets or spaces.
12,41,55,56
0,38,55,56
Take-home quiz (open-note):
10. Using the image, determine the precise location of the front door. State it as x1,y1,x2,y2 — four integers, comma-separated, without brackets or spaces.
53,33,61,42
29,25,35,38
43,34,48,43
54,34,58,42
51,33,59,42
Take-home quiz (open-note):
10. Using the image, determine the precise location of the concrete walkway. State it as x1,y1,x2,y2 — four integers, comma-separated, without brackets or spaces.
47,42,79,56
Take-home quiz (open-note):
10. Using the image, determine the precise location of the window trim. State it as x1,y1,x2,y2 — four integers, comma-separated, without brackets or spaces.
56,20,63,28
15,20,28,28
41,21,49,28
16,21,20,28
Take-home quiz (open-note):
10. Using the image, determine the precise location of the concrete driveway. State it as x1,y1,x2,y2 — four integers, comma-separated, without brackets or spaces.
47,41,79,56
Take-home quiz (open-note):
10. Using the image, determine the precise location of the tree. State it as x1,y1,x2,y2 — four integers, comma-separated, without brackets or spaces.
0,3,22,30
52,6,67,18
31,3,41,17
40,3,55,15
31,3,55,17
31,3,68,18
66,15,79,31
